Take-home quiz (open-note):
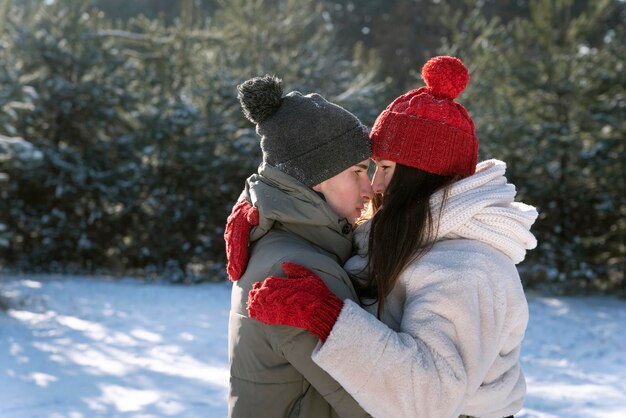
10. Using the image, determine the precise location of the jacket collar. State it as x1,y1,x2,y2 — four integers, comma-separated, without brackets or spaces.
242,163,354,263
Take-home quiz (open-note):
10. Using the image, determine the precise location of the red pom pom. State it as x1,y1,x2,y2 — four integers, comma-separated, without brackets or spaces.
421,56,469,100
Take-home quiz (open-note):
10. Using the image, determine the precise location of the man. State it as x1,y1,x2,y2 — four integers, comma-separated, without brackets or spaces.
225,74,372,417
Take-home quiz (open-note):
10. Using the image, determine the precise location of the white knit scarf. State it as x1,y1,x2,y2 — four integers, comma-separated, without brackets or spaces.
354,159,538,264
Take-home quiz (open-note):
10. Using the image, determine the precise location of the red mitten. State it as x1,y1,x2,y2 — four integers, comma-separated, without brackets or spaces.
224,199,259,281
247,262,344,342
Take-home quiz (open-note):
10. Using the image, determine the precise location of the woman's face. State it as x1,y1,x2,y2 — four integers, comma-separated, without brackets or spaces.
371,159,396,194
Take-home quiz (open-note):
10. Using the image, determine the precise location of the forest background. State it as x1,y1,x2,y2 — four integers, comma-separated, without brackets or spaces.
0,0,624,295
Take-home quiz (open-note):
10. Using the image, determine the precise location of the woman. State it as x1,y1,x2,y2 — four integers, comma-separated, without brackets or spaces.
247,56,538,418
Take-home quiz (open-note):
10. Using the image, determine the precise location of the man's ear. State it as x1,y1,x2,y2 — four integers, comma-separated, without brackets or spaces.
312,183,322,193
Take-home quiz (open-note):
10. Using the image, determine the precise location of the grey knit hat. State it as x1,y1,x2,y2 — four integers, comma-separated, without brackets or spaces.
237,75,371,187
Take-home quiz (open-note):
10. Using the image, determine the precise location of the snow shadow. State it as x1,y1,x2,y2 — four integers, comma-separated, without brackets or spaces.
519,296,626,418
0,276,231,418
3,277,626,418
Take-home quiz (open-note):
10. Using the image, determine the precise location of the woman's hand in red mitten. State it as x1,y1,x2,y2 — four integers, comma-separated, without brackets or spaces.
247,262,344,342
224,199,259,282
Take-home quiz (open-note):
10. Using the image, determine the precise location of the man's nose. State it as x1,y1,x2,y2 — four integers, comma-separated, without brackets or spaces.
362,178,374,201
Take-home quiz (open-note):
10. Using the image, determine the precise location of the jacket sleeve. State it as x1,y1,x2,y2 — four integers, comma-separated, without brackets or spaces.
264,258,371,418
311,266,512,418
267,325,371,417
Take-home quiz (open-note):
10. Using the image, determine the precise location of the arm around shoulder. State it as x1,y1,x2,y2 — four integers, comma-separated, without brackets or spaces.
260,258,371,417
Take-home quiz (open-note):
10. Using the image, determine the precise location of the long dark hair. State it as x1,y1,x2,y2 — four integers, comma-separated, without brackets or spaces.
357,164,457,318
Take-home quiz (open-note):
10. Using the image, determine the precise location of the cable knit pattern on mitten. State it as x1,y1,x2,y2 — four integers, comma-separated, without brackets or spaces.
247,262,344,342
224,199,259,281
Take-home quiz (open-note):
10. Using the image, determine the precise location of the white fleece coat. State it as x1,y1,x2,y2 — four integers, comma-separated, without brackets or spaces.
311,160,538,418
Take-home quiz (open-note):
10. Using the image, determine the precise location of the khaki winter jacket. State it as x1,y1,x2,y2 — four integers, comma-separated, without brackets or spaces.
228,163,369,418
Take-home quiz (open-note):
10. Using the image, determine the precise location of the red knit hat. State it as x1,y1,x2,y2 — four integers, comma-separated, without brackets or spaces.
370,56,478,177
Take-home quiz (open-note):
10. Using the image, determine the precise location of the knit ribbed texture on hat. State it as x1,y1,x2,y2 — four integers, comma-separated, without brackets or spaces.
370,56,478,178
238,76,371,187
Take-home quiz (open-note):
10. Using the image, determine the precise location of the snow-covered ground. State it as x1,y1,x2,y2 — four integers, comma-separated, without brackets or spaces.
1,275,625,418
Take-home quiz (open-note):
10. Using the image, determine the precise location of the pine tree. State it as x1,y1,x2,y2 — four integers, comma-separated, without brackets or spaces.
440,0,626,293
209,0,386,124
0,0,388,281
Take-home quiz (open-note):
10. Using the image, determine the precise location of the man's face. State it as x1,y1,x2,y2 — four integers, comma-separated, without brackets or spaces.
313,159,373,225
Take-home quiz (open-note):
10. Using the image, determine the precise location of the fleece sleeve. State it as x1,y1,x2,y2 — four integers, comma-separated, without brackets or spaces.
311,268,509,418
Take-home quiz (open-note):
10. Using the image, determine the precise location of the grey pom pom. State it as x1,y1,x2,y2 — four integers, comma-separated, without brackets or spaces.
237,75,283,124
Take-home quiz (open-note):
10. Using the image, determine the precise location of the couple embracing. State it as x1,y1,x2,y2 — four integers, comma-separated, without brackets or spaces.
224,56,538,418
